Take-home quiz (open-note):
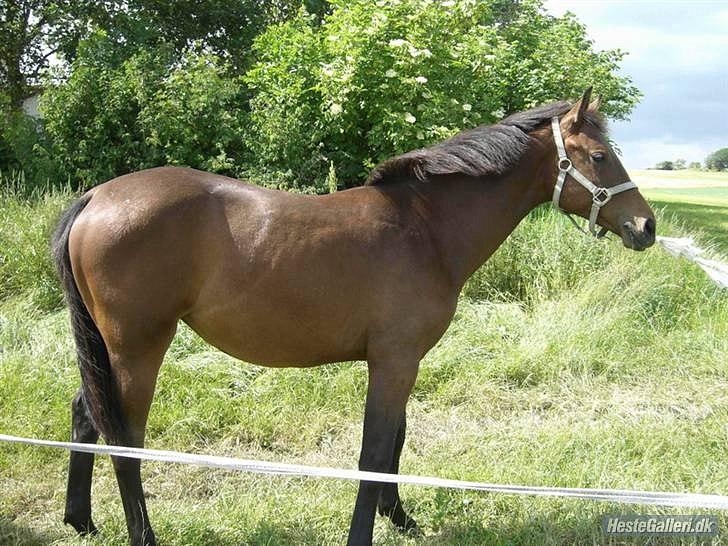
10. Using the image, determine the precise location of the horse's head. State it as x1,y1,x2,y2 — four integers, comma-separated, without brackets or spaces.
552,88,655,250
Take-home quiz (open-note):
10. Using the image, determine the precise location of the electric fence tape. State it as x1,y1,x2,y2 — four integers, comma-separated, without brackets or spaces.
2,433,727,510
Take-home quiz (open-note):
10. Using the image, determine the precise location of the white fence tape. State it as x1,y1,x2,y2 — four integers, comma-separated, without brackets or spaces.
2,433,728,510
657,236,728,289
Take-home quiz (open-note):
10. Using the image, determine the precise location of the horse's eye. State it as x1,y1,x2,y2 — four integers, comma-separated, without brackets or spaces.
591,151,606,162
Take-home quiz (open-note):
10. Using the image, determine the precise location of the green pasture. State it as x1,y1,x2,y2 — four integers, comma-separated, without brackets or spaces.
639,178,728,253
1,180,727,545
644,187,728,207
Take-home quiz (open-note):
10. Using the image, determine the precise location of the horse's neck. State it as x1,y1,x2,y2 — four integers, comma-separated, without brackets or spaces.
419,153,552,289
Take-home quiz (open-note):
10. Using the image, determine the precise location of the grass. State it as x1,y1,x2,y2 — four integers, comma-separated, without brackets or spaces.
644,187,728,207
1,177,727,545
639,181,728,254
649,200,728,254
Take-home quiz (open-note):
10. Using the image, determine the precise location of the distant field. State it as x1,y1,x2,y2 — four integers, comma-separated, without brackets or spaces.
631,169,728,187
632,170,728,254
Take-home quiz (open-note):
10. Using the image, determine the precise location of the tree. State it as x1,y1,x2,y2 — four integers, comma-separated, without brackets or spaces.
0,0,94,106
246,0,642,189
0,1,331,108
688,161,702,170
674,158,686,170
78,1,325,72
655,161,674,170
706,148,728,171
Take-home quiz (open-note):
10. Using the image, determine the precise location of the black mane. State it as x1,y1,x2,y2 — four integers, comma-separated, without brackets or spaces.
366,101,604,185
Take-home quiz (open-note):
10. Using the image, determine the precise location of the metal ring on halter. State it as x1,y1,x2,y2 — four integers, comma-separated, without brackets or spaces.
592,188,611,206
558,158,572,172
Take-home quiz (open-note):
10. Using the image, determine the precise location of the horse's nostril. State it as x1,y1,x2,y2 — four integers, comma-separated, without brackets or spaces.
644,217,656,238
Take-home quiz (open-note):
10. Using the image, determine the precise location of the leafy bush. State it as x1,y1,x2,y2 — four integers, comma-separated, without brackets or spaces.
0,110,60,191
138,51,249,174
0,90,61,191
40,34,169,188
245,0,641,190
0,90,13,168
41,33,249,189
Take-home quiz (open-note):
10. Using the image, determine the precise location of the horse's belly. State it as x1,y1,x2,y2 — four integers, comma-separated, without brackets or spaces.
182,299,368,367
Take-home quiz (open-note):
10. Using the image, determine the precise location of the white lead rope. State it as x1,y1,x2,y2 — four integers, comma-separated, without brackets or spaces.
2,433,728,510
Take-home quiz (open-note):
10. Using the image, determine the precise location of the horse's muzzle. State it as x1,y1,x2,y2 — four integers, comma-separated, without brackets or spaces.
621,217,656,251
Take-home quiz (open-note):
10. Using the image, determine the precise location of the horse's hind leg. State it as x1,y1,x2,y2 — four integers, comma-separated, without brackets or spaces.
64,388,100,535
377,413,419,533
107,323,176,546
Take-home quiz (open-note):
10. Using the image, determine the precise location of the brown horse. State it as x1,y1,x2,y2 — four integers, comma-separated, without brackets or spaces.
52,89,655,546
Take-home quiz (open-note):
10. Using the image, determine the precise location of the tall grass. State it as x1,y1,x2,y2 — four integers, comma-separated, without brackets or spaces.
463,206,613,303
0,172,72,311
1,180,727,545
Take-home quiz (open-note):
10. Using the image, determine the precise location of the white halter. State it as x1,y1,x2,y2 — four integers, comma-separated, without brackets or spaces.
550,116,637,238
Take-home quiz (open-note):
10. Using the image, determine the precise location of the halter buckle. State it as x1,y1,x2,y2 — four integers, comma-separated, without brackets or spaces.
592,187,611,206
558,158,572,172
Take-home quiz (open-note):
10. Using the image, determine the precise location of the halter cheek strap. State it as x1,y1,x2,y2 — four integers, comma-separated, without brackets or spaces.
551,117,637,238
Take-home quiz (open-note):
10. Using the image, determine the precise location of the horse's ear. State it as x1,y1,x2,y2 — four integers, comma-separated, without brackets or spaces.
567,86,593,129
590,95,602,112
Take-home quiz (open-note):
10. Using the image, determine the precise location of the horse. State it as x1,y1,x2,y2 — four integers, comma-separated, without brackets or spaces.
51,88,655,546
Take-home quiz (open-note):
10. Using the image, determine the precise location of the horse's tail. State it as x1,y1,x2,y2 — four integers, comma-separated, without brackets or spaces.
51,195,126,444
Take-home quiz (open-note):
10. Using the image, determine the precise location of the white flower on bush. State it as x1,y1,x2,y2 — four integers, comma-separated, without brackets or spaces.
415,76,428,84
385,69,397,78
330,103,343,115
389,39,407,47
462,103,472,111
417,131,425,140
404,112,416,123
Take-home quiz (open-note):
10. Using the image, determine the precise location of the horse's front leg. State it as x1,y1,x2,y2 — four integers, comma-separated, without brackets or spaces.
377,413,419,533
347,357,418,546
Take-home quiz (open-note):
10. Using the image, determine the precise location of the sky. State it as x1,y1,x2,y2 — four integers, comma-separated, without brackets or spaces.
544,0,728,169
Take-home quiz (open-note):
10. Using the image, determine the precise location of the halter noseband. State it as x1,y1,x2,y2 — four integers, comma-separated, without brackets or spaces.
550,116,637,238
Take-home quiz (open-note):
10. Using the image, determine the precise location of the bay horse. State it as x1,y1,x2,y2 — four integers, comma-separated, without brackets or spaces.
52,88,655,546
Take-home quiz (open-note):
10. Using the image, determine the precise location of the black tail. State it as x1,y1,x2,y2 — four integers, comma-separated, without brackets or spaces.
51,195,127,444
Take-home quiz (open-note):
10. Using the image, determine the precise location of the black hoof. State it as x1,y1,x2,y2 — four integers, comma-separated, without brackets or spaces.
63,514,98,536
395,515,422,537
379,504,422,536
138,529,157,546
